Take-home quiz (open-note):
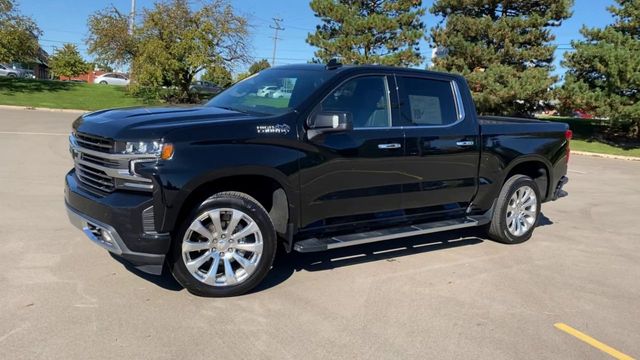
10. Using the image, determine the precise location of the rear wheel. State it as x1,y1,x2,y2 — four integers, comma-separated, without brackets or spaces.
486,175,541,244
7,73,17,78
169,192,277,297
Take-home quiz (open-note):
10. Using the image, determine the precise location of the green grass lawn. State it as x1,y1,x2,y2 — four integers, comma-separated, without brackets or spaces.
537,115,640,157
0,78,150,111
571,139,640,157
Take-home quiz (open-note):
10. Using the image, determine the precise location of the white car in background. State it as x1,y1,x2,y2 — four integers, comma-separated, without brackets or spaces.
256,85,278,97
272,87,292,99
94,73,130,86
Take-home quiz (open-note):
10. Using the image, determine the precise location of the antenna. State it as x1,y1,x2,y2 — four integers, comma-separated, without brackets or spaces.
269,18,284,66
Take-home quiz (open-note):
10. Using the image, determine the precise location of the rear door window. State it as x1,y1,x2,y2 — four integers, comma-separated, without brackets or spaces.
396,77,459,126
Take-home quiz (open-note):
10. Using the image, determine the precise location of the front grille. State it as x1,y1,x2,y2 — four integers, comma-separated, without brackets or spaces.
70,133,154,193
75,132,114,153
80,152,120,168
76,163,116,192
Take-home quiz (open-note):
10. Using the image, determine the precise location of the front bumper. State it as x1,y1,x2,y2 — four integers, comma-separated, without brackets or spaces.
65,170,171,275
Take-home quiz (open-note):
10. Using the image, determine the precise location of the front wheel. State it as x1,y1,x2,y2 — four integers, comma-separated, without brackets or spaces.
99,80,108,85
169,192,277,297
486,175,541,244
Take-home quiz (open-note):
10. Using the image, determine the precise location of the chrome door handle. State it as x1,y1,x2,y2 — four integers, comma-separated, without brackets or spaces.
378,143,402,149
456,141,475,147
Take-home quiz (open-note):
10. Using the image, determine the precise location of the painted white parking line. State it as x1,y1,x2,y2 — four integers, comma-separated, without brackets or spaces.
0,131,68,136
568,169,587,174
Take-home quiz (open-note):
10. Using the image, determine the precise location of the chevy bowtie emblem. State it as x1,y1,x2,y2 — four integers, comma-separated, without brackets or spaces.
256,124,290,134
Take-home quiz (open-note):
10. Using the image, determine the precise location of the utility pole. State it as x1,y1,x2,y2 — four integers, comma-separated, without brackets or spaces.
269,18,284,66
129,0,136,35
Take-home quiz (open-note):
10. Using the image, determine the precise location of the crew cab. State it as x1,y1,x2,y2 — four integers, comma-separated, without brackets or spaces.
65,62,570,297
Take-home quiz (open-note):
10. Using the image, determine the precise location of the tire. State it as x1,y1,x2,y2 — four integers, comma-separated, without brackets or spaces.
99,80,108,85
486,175,541,244
169,191,277,297
7,73,17,78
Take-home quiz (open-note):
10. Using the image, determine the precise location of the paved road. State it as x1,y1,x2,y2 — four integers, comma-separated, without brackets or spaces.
1,108,639,359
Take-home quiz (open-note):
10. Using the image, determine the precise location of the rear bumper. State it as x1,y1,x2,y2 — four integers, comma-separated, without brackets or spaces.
65,170,171,275
552,176,569,200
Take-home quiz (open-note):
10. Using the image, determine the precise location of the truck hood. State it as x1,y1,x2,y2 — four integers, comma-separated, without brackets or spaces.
72,105,253,140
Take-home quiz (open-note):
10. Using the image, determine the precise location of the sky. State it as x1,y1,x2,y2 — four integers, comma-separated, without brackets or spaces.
17,0,616,78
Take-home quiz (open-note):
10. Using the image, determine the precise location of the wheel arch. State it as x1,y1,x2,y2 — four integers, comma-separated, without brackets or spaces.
501,155,553,200
167,168,296,240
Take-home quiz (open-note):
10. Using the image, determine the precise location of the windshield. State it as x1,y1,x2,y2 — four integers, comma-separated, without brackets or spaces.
206,68,331,115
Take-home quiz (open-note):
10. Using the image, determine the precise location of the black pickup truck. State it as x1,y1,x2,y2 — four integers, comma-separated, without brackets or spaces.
65,62,570,296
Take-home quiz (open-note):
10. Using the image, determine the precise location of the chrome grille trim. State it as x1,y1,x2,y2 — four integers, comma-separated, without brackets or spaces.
70,134,155,193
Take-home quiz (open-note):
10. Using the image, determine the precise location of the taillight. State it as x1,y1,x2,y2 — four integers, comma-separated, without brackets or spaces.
565,129,573,163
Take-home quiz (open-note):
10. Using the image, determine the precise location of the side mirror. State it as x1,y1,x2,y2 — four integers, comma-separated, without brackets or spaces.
308,111,353,139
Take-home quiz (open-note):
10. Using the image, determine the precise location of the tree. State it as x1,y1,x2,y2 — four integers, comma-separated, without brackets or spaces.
86,5,136,68
430,0,572,115
560,0,640,138
306,0,426,66
248,59,270,74
87,0,250,101
49,44,90,79
201,64,233,88
0,0,42,63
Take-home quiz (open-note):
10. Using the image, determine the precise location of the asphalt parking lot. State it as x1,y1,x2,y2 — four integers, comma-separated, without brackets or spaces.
0,107,638,359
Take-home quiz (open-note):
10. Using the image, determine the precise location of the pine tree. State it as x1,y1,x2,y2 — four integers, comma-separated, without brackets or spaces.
561,0,640,138
430,0,572,115
202,64,233,88
248,59,270,74
49,44,90,80
307,0,425,66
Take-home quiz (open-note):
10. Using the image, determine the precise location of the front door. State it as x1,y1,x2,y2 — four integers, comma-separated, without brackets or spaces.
298,74,409,230
395,74,480,216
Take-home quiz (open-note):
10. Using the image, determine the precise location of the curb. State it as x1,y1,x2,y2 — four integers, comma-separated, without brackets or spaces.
0,104,87,114
573,150,640,161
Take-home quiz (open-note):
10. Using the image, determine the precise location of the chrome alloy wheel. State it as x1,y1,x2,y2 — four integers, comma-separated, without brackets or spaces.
182,208,263,287
506,185,538,237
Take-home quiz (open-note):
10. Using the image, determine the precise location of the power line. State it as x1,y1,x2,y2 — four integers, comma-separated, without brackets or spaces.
269,18,285,65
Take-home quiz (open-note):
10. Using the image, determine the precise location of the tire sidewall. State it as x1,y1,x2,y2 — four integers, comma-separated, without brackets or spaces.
169,193,277,297
496,176,541,244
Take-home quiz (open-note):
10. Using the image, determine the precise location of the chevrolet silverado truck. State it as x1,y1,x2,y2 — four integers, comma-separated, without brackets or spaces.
65,62,570,297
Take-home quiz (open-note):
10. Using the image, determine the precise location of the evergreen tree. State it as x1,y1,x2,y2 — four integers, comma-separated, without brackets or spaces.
248,59,270,74
307,0,425,66
49,44,90,80
430,0,572,115
201,64,233,88
561,0,640,138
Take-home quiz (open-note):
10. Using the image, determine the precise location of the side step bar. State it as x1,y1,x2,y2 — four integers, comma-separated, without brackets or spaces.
294,217,480,253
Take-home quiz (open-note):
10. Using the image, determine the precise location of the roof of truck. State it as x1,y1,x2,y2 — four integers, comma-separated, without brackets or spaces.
270,63,463,80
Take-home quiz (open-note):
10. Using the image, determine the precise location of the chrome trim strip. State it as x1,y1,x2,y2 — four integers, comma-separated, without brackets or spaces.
75,158,152,182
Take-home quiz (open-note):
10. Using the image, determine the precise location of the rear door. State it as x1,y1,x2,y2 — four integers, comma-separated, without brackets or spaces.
299,74,408,229
395,74,480,216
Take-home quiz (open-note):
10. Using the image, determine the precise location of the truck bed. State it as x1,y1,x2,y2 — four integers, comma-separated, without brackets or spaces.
479,115,568,136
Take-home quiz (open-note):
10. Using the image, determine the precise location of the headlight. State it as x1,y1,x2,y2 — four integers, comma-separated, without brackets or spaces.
124,141,162,155
123,141,174,160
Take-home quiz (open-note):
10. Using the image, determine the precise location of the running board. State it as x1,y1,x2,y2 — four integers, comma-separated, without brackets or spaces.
294,217,479,253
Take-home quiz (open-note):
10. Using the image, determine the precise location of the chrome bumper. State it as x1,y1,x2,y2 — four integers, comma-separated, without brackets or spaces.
66,204,125,255
66,204,165,275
